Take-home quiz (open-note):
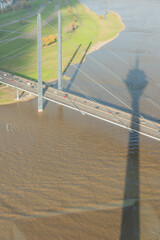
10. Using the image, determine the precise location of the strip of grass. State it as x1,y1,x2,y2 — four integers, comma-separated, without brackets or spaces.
0,0,124,83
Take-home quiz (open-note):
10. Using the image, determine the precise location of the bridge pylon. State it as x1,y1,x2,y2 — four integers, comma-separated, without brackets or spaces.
37,12,43,112
16,89,19,100
58,11,63,91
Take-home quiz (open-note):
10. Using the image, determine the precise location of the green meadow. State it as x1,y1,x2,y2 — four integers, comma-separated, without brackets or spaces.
0,0,124,103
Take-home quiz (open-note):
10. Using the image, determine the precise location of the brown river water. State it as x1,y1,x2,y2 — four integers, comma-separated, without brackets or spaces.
0,0,160,239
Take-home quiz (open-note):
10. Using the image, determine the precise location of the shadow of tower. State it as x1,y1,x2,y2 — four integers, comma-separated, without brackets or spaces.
65,42,92,92
120,55,148,240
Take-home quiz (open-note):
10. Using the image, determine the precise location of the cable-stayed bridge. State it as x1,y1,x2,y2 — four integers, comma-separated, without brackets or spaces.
1,11,160,142
1,70,160,142
1,4,160,239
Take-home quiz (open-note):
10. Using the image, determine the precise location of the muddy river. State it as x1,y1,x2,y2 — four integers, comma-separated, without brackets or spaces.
0,0,160,239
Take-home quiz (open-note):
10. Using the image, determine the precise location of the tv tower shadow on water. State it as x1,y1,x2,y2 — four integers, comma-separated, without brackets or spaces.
120,54,148,240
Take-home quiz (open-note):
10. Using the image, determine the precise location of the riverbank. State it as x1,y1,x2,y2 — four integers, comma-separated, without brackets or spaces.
0,84,36,105
88,11,125,54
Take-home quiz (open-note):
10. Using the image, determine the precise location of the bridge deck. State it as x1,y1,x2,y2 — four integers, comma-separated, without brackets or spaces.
0,70,160,141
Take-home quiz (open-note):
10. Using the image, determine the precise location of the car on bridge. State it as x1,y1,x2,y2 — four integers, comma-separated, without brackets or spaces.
26,81,32,86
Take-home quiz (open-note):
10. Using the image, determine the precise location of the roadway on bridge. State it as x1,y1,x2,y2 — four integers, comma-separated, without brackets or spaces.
0,70,160,141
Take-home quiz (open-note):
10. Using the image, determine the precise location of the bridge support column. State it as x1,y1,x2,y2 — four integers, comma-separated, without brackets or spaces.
37,12,43,112
16,89,19,100
58,11,63,91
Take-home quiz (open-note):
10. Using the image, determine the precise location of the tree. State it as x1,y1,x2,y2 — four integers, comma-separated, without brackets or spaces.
72,21,77,31
64,25,73,34
99,14,104,19
42,37,48,46
67,5,72,13
73,16,77,22
42,35,57,47
19,20,27,25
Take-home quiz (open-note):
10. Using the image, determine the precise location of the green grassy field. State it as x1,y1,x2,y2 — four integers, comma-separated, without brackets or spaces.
0,0,124,103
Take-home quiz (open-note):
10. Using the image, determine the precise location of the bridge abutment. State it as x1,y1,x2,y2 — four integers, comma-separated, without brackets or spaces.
16,89,19,100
